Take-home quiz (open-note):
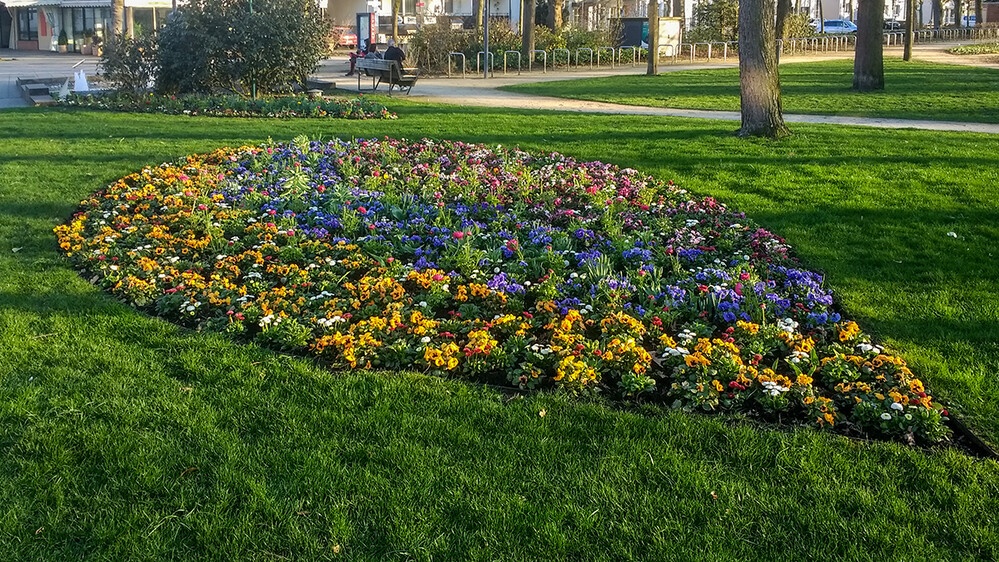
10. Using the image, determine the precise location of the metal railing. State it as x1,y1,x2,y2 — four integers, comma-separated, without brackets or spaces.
445,27,999,78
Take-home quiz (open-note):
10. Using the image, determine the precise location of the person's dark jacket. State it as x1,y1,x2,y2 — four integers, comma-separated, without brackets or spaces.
384,45,406,63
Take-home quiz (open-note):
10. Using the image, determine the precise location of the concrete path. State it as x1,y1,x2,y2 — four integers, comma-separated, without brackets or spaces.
316,39,999,134
0,50,100,108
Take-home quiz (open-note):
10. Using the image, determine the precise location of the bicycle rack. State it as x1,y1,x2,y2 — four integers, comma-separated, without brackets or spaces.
552,48,571,71
597,46,615,67
448,52,466,78
656,44,676,63
529,49,547,73
710,42,729,61
618,45,638,66
503,50,521,75
679,43,694,62
576,47,593,69
476,51,495,77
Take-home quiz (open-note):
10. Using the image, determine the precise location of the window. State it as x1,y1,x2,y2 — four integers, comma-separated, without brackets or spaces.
18,8,38,42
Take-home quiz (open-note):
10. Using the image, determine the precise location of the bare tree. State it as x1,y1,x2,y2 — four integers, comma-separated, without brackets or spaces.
647,0,659,75
737,0,790,138
522,0,536,59
113,0,125,35
854,0,886,91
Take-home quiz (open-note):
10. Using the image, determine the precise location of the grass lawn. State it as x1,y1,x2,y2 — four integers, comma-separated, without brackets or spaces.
1,104,998,560
502,58,999,123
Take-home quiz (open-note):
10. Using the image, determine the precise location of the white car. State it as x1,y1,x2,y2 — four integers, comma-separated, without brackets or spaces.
820,20,858,34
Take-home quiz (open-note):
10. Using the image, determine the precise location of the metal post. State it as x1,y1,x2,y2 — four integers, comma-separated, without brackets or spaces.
483,0,489,79
249,0,256,99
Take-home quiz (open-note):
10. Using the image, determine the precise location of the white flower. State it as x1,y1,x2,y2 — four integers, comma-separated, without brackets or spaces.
890,402,904,411
881,413,892,421
419,301,428,307
420,336,431,344
946,231,958,238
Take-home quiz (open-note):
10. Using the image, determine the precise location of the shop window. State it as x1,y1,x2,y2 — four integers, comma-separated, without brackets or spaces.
18,8,39,41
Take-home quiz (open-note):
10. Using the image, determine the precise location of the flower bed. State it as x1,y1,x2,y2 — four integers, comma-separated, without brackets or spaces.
54,137,949,443
58,93,395,120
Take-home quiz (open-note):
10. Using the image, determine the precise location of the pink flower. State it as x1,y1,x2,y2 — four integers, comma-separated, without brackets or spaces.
453,231,464,239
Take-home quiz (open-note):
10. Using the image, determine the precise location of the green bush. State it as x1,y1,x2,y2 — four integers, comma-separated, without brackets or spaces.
687,0,739,43
99,34,159,95
158,0,330,95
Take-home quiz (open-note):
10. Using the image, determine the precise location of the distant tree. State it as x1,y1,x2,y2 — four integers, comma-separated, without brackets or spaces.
776,0,791,61
904,0,915,61
932,0,943,28
976,0,983,26
112,0,125,35
522,0,536,58
854,0,885,91
474,0,484,30
392,0,400,40
954,0,963,27
647,0,659,76
547,0,563,29
737,0,789,138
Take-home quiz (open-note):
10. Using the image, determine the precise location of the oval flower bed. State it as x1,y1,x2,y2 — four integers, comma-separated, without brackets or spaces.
55,137,949,443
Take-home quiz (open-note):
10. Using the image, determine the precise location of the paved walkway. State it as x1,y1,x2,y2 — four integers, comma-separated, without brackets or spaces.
316,39,999,134
5,40,999,134
0,50,100,108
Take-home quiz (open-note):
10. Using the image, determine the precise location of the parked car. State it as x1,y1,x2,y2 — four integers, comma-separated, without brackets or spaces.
331,26,358,50
884,19,904,31
820,20,859,34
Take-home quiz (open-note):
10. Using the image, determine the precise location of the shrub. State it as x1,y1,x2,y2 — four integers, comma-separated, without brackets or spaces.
158,0,330,95
57,93,395,119
687,0,739,43
99,34,159,95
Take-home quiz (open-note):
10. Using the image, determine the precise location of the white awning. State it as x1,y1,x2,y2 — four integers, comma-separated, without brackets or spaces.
2,0,64,7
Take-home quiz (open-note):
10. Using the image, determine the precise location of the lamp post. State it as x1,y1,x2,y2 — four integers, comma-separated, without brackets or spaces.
249,0,257,98
483,0,489,79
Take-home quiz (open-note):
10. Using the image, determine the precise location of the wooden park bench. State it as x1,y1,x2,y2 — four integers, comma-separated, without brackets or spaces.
355,58,420,95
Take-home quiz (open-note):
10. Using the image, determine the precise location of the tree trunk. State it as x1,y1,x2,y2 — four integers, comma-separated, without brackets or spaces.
392,0,400,41
854,0,885,90
849,0,854,20
737,0,790,138
954,0,963,26
776,0,791,62
647,0,659,75
932,0,943,28
112,0,125,36
474,0,483,30
522,0,536,59
904,0,915,60
547,0,564,29
976,0,983,26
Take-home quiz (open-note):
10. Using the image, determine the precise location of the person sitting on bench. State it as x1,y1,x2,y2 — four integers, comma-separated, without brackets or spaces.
346,41,380,76
384,39,406,64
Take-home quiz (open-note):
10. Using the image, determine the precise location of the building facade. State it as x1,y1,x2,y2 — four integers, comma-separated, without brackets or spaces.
3,0,174,52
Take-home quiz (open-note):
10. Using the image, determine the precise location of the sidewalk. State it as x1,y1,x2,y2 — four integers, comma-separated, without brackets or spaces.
0,50,100,108
317,40,999,135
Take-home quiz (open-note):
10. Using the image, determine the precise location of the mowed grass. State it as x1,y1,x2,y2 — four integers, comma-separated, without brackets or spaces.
1,105,998,560
503,58,999,123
